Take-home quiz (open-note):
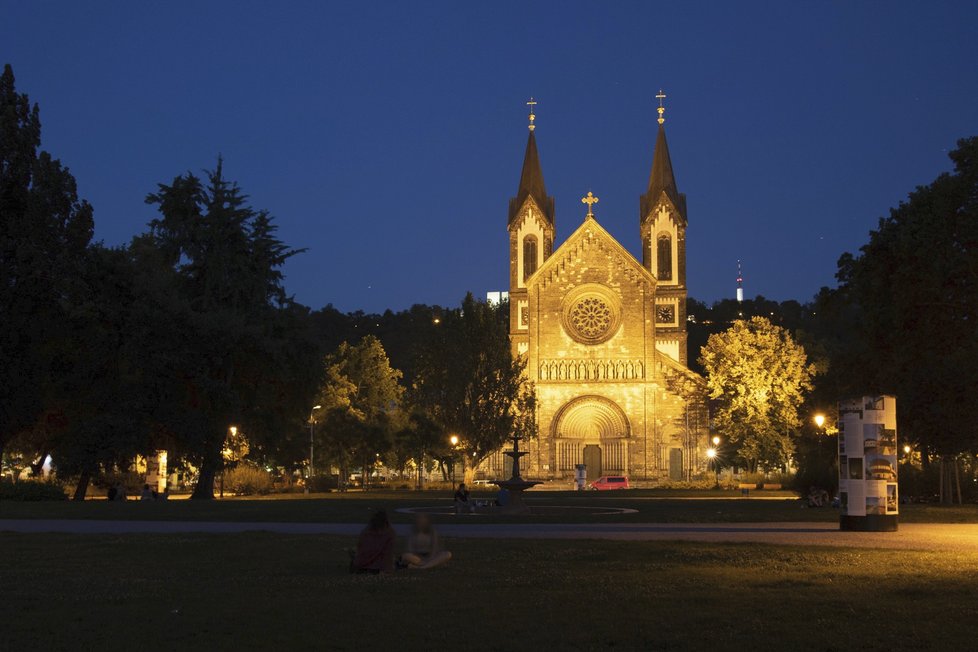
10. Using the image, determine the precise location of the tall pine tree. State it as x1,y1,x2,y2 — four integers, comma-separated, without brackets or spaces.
0,64,94,465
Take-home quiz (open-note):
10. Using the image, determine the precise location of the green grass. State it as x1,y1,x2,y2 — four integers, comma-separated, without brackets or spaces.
3,533,977,651
3,490,977,524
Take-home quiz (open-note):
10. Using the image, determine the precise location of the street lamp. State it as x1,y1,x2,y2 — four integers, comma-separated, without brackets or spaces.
307,404,322,493
706,447,719,488
220,426,239,498
712,435,720,446
814,413,826,430
449,434,459,489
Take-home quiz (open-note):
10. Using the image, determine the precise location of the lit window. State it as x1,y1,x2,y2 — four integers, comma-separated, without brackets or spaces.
657,235,672,280
523,235,538,281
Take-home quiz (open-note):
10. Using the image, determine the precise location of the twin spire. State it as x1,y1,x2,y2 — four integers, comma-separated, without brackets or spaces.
508,98,554,225
511,93,683,225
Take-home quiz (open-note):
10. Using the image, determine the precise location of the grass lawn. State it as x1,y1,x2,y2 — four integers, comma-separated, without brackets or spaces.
3,533,977,651
3,490,978,524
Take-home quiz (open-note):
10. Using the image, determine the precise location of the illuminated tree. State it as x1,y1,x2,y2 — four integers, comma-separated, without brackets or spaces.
699,317,815,472
315,336,404,488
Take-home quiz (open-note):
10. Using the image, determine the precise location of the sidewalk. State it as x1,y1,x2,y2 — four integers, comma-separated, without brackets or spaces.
3,519,977,551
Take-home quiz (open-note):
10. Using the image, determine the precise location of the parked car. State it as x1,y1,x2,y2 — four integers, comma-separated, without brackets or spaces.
589,475,629,490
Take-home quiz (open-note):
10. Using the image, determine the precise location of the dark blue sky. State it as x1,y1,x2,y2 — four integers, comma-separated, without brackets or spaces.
4,1,977,313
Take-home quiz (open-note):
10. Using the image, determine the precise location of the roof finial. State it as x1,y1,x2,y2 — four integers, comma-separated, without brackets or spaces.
656,89,666,125
581,191,599,218
527,97,537,131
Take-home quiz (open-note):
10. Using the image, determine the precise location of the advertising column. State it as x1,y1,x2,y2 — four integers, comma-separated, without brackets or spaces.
838,395,898,532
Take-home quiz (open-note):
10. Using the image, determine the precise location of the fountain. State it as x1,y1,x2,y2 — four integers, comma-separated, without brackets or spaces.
491,431,542,514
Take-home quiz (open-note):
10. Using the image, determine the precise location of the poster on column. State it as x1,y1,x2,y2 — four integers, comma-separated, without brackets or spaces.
838,395,898,531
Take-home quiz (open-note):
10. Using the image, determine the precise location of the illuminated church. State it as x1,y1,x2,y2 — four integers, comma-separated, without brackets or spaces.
487,96,708,483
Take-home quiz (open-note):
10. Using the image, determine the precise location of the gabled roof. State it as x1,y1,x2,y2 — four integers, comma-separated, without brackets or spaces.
509,130,555,225
640,124,687,224
527,215,656,289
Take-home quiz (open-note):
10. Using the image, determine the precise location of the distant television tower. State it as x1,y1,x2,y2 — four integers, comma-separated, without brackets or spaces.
736,260,744,303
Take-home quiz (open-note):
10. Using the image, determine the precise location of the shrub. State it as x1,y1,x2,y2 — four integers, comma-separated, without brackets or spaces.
223,465,273,495
306,475,338,493
0,478,67,501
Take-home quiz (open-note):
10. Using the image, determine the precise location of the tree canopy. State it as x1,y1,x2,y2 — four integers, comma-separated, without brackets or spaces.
315,335,404,487
0,64,94,464
411,293,536,466
699,316,815,471
143,160,319,498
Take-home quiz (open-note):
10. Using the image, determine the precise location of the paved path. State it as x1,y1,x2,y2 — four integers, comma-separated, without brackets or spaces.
2,519,977,551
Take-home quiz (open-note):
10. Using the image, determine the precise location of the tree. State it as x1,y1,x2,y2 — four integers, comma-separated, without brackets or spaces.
699,317,815,472
391,410,445,489
411,294,536,469
47,245,157,499
315,335,404,488
144,160,317,498
834,136,978,502
0,64,94,467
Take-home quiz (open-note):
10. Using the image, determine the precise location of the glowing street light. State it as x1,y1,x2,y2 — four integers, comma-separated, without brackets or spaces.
307,404,323,493
706,447,719,488
449,434,460,489
903,445,911,454
814,414,826,429
711,435,720,446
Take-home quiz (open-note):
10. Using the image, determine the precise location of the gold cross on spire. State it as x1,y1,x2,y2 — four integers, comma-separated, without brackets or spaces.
527,97,537,131
581,191,599,218
656,89,666,125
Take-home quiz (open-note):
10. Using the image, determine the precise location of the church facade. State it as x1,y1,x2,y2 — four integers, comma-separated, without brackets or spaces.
489,102,708,484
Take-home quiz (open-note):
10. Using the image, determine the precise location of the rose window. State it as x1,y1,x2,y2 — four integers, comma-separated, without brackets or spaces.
570,297,612,340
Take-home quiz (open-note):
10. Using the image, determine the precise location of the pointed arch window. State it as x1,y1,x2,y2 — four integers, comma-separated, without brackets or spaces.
523,235,538,281
657,234,672,281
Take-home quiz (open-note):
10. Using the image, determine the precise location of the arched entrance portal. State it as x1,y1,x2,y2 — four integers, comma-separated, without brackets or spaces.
552,395,630,480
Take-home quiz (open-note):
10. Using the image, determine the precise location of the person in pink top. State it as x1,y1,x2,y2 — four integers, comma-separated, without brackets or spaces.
351,510,396,574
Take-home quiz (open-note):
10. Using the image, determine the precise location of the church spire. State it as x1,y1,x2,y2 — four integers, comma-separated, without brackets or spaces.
640,96,686,224
509,99,554,225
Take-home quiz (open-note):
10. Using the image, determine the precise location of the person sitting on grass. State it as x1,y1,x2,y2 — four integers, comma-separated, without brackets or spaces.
453,482,473,514
495,486,510,508
399,514,452,570
350,510,396,574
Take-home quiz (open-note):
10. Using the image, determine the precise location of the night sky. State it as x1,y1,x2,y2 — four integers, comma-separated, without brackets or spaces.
3,2,977,313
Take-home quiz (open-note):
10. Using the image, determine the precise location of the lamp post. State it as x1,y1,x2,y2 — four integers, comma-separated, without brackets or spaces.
449,434,459,489
707,447,718,488
307,404,322,494
710,435,721,486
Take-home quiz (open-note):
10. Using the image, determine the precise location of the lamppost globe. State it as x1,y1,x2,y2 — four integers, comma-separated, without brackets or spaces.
706,448,717,459
904,445,911,454
711,435,720,446
814,414,826,429
450,434,459,446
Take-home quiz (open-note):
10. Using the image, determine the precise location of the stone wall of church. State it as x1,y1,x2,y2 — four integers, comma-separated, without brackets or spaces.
518,222,700,482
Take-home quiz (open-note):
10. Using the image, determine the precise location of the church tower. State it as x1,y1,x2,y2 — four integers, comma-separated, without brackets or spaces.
508,99,555,357
640,91,688,365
